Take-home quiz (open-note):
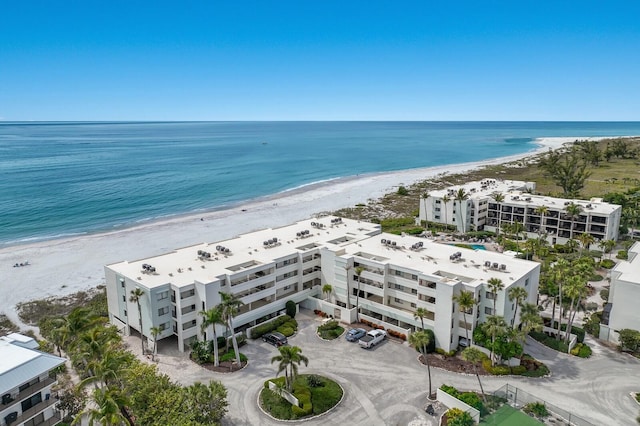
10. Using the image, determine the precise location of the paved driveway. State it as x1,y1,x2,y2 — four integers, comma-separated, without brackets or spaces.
144,310,640,426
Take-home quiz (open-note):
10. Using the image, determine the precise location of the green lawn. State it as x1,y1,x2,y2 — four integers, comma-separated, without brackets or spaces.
480,405,543,426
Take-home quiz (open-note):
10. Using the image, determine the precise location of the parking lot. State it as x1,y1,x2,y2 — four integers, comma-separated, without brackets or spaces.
138,309,640,425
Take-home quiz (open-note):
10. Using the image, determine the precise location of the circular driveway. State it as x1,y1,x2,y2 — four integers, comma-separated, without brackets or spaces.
148,310,640,426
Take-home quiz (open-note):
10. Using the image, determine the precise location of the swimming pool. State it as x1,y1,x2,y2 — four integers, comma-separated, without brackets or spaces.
470,244,487,250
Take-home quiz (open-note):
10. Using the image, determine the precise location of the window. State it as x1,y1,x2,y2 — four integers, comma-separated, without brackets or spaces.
435,200,441,204
411,303,416,308
157,291,169,301
394,297,402,303
485,307,493,315
395,270,402,276
411,274,418,281
284,285,291,290
181,289,195,299
159,322,170,331
435,207,441,212
124,310,127,316
525,278,530,287
122,295,126,302
158,306,169,316
435,215,440,220
486,291,496,300
120,279,125,288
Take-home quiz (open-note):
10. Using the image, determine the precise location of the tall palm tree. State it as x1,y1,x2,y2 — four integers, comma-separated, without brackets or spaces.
79,350,134,391
421,192,429,226
344,264,352,310
322,284,333,302
553,258,570,341
485,315,507,366
535,205,549,237
354,266,364,322
442,194,451,231
73,387,132,426
507,286,529,328
200,306,224,367
413,307,429,330
409,330,434,399
219,292,244,367
452,290,476,344
454,188,470,234
519,303,543,345
271,345,309,392
52,307,105,354
564,274,589,346
601,239,616,259
73,327,121,380
577,232,595,255
461,347,486,401
487,278,504,316
129,287,146,355
492,192,505,236
149,326,161,362
565,202,583,240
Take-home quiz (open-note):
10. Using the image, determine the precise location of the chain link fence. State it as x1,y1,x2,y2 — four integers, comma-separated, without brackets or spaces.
493,384,595,426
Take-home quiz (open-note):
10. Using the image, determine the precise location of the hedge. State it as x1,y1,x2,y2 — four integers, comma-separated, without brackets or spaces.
530,330,569,353
251,315,296,339
570,343,592,358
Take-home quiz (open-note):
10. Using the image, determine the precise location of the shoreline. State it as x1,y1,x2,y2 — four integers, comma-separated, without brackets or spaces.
0,135,621,328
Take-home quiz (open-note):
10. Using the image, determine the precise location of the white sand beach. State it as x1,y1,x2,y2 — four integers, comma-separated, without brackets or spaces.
0,136,600,328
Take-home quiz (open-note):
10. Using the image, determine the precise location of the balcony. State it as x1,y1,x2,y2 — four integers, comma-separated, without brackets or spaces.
14,393,58,426
11,377,56,407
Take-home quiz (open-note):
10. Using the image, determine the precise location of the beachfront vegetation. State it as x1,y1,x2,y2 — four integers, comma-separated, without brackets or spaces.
36,291,228,425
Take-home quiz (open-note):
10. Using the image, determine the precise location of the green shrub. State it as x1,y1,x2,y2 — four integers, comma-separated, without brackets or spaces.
523,402,549,418
529,330,570,353
457,392,483,412
285,319,298,329
306,375,323,388
277,326,294,337
510,365,527,375
589,273,604,281
440,384,459,397
600,259,616,269
317,320,340,331
584,312,602,336
397,186,409,196
251,315,295,339
617,250,629,260
309,377,343,414
570,343,592,358
481,359,511,375
446,407,474,426
286,300,297,318
219,351,247,363
291,386,312,418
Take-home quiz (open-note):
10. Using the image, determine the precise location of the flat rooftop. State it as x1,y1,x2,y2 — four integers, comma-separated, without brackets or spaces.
498,192,621,215
429,179,534,200
107,216,381,288
346,232,539,287
612,242,640,284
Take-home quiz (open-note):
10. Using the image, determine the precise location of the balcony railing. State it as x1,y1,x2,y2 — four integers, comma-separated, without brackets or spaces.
14,393,58,426
10,377,56,407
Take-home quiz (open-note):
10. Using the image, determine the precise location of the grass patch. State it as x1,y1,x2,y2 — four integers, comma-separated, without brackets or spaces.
317,320,344,340
16,287,107,326
260,375,343,420
480,405,543,426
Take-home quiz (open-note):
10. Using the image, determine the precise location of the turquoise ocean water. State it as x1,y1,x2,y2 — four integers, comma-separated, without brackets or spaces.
2,121,640,247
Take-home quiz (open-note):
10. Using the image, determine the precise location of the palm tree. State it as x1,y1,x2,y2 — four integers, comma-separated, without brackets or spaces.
344,264,352,310
492,192,505,236
454,188,470,234
322,284,333,302
271,345,309,392
565,202,583,239
149,326,161,362
79,350,134,391
200,306,224,367
535,205,549,237
553,258,570,341
507,286,529,328
413,307,429,330
219,292,244,367
409,330,434,399
73,387,131,426
52,307,104,354
129,287,145,355
601,239,616,259
487,278,504,316
577,232,595,255
421,192,429,226
355,266,364,322
442,194,451,231
519,303,543,345
452,290,476,344
461,347,486,401
73,327,121,380
564,275,589,346
485,315,507,366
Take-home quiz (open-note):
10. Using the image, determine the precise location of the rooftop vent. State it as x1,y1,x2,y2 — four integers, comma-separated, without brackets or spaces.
141,264,156,273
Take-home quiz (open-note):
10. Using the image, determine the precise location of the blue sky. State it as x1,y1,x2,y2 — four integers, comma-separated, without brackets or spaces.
1,1,639,121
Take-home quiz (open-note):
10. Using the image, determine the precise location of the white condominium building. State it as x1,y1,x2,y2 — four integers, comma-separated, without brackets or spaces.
419,179,535,233
0,333,65,426
420,179,622,244
105,216,540,352
600,242,640,343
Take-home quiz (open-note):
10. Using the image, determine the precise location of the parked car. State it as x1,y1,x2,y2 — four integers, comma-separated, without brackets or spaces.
262,332,288,347
359,329,386,348
345,328,367,342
